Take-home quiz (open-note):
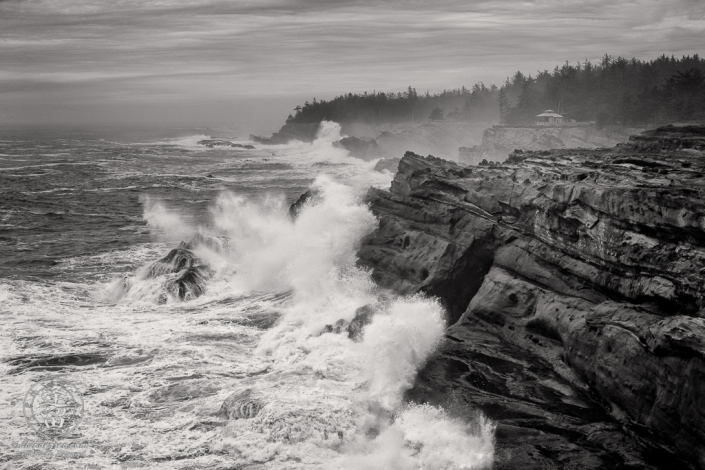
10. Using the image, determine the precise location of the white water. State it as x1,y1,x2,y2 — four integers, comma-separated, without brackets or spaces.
1,122,494,469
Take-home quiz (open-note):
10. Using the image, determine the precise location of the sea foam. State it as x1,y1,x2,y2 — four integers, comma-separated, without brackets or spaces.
113,121,495,468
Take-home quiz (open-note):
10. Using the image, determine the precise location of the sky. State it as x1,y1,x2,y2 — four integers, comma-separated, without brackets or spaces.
1,0,703,134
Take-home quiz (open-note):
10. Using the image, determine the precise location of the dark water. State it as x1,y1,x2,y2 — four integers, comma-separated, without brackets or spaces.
0,124,494,469
0,128,312,281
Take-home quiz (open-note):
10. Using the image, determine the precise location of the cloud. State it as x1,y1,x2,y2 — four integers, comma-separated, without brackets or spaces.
0,0,703,126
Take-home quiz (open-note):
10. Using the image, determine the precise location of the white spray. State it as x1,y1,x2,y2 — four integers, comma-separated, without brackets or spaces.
125,122,495,468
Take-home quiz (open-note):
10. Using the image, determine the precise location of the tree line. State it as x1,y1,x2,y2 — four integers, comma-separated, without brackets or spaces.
286,85,499,125
500,54,705,126
286,54,705,127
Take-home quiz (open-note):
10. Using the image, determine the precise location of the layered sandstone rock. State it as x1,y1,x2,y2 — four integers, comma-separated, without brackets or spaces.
618,124,705,153
357,137,705,468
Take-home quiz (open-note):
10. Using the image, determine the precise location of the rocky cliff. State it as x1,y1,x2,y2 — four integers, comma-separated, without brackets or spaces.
618,124,705,153
255,119,491,161
251,123,321,144
460,125,644,165
332,136,387,160
373,120,492,161
357,128,705,469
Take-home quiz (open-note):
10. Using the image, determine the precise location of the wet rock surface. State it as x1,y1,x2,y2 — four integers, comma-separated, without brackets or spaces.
146,247,213,302
332,136,386,161
618,124,705,153
116,233,223,303
6,352,111,374
287,189,321,220
357,130,705,468
319,304,377,342
251,123,321,145
197,139,255,149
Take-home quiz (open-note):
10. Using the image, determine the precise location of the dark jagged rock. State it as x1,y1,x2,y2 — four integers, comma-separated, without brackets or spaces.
617,124,705,153
357,133,705,469
319,304,377,342
288,189,321,220
197,139,233,148
116,234,223,303
147,247,200,277
373,157,401,173
197,139,256,149
251,123,321,145
332,136,386,161
346,304,375,341
6,352,110,374
146,247,213,302
163,266,211,301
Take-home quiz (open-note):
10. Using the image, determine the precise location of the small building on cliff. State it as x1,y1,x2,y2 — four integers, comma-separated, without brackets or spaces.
535,110,564,126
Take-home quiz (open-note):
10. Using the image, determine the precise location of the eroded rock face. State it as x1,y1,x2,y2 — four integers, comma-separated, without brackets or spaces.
319,304,377,342
251,123,321,145
618,125,705,153
145,245,213,302
197,139,256,149
288,189,321,220
332,136,386,161
459,125,645,165
178,232,227,253
357,140,705,468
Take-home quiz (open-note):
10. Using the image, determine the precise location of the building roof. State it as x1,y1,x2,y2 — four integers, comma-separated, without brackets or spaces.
536,110,563,118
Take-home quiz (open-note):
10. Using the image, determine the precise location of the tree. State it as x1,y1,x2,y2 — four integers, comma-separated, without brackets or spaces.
429,107,444,121
664,68,705,121
498,89,509,124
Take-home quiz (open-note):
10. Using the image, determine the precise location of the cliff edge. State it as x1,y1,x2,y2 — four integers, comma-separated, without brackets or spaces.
357,126,705,469
460,125,644,165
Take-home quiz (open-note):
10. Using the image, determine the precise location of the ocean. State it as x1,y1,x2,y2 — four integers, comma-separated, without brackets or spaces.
0,122,494,469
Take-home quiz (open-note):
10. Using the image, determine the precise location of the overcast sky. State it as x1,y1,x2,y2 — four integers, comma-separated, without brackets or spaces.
1,0,703,133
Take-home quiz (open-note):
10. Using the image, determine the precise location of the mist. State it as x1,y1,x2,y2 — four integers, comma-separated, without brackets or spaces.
0,91,310,137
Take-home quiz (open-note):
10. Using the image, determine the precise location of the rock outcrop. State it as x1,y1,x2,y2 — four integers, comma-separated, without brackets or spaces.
319,304,377,342
252,119,491,160
251,123,322,145
287,189,321,220
197,139,255,149
618,124,705,153
115,233,223,304
375,120,490,161
146,247,213,302
357,134,705,468
460,125,644,165
332,136,386,161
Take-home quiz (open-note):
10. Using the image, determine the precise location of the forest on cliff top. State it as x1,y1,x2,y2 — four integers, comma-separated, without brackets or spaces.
287,54,705,127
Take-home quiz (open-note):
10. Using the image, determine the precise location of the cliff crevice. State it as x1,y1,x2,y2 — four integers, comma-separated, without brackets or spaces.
357,128,705,468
